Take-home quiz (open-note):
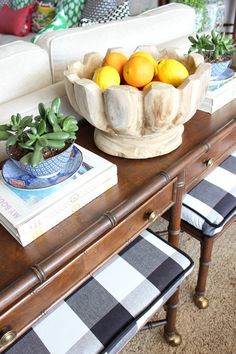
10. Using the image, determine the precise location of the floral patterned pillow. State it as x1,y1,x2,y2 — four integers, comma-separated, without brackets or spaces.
31,1,56,32
31,8,67,42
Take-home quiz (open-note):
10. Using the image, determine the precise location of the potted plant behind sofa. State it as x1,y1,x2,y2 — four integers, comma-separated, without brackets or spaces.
0,97,79,178
188,29,236,78
173,0,206,32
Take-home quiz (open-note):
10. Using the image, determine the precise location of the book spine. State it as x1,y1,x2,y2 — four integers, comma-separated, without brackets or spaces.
15,174,118,247
199,77,236,113
0,147,117,225
199,86,236,113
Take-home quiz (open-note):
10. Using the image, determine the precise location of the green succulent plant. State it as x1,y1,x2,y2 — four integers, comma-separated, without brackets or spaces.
188,30,236,62
0,97,79,167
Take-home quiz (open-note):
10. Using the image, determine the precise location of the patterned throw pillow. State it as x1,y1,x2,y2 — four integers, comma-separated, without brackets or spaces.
0,0,12,7
80,1,130,27
31,1,56,32
81,0,117,21
56,0,86,28
31,8,67,43
11,0,31,9
0,4,32,36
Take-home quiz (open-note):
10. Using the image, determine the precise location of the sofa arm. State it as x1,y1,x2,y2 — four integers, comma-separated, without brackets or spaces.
0,41,52,104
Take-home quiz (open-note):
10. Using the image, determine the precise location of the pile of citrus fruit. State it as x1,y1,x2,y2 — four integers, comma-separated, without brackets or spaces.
92,50,189,91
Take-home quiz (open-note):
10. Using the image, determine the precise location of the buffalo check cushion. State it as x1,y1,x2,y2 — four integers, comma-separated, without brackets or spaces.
182,149,236,236
5,230,193,354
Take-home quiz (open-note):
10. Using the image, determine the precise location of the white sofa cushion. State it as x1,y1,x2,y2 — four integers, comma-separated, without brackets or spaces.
0,41,52,104
36,4,195,82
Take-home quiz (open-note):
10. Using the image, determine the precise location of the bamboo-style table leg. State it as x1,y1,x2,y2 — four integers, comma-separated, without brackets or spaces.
194,236,214,309
164,173,185,345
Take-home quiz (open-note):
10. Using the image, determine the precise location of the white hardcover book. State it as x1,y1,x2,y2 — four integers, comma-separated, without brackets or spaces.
0,144,117,246
199,75,236,114
0,174,118,247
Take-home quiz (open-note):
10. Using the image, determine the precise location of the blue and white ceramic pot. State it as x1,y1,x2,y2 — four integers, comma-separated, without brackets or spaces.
210,59,232,78
8,144,73,178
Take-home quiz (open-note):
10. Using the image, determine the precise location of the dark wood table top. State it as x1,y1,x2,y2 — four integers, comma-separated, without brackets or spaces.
0,101,236,340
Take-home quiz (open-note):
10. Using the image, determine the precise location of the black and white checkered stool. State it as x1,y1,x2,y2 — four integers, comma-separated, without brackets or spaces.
4,230,193,354
181,149,236,309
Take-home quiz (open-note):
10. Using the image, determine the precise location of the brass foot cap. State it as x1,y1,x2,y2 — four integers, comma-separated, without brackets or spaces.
164,331,182,347
193,294,209,309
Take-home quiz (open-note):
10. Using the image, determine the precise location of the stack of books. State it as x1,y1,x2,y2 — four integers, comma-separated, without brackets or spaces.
0,144,117,247
199,69,236,114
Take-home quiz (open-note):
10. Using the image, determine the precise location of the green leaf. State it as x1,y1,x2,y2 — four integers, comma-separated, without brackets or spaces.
27,133,37,140
48,111,61,132
68,133,76,140
19,140,35,148
0,130,10,140
38,120,47,135
7,135,17,146
10,115,17,126
15,113,21,124
38,136,48,147
19,116,33,129
46,140,65,149
44,132,70,140
31,143,44,167
31,127,37,135
38,103,46,118
51,97,61,114
62,116,78,131
0,124,10,131
188,36,196,44
19,152,33,165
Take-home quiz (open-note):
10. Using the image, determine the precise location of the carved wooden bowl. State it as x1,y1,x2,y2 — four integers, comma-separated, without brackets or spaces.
64,46,211,158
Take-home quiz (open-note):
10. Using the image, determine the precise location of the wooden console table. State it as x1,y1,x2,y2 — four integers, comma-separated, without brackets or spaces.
0,102,236,351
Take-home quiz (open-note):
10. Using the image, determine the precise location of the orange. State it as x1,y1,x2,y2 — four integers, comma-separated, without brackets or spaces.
102,52,128,76
143,80,162,90
123,56,154,88
130,51,158,75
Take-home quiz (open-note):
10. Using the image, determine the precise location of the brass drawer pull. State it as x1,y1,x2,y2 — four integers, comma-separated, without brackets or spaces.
146,210,159,223
204,159,214,168
0,327,17,347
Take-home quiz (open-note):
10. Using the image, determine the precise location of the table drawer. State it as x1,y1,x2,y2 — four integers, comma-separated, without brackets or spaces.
85,179,176,271
185,120,236,190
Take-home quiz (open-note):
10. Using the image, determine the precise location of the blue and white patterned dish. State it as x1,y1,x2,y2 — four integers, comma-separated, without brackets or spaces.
210,67,235,82
2,145,83,190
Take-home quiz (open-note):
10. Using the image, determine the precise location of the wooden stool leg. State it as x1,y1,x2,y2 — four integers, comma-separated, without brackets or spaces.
164,289,182,347
194,237,214,309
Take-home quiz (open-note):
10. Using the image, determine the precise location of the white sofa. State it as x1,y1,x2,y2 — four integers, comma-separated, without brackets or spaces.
0,3,195,160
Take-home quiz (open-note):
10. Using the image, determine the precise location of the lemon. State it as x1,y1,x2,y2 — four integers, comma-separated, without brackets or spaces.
157,59,189,87
93,66,120,90
143,81,162,90
130,51,158,75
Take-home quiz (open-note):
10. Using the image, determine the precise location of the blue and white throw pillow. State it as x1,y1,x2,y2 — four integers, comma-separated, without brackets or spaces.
81,0,117,21
80,0,130,27
0,0,12,7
